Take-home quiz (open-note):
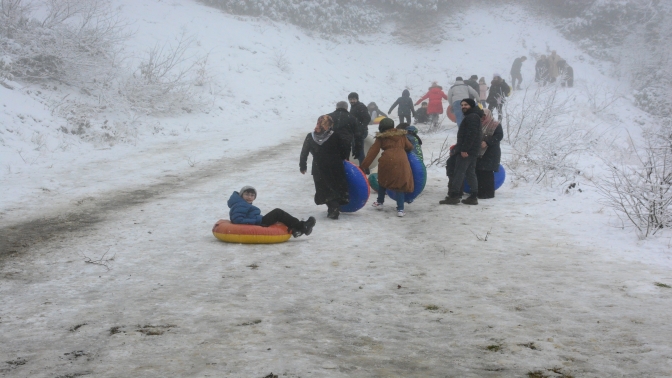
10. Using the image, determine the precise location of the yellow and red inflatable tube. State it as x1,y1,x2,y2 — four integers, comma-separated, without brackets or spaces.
212,220,291,244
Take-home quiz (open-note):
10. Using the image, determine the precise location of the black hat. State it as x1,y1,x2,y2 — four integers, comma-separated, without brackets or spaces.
348,92,359,100
470,75,478,80
378,118,394,132
455,76,463,81
460,98,476,108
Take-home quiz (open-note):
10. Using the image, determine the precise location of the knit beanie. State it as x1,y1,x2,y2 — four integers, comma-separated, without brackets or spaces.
348,92,359,100
460,98,476,109
455,76,463,81
470,75,478,80
239,186,257,197
378,118,394,132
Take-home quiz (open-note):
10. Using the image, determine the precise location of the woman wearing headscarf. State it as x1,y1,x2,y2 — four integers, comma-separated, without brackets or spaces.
300,115,352,219
475,108,504,199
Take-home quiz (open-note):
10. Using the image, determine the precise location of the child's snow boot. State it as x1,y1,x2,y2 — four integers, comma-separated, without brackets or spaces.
302,217,316,235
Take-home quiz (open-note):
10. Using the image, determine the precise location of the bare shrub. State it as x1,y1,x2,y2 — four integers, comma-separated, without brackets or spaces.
596,127,672,238
503,85,597,185
271,48,291,73
581,81,624,114
122,32,208,115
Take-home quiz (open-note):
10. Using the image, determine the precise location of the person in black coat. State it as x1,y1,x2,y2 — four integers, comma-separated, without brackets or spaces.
486,74,510,121
300,115,351,220
440,99,483,205
414,102,429,124
464,75,480,94
476,108,503,199
348,92,371,164
557,60,574,88
510,56,527,90
328,101,359,149
388,89,416,125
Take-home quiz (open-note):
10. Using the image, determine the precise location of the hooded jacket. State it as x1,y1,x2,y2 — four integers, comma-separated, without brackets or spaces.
415,86,448,115
447,81,481,104
228,191,262,225
388,89,416,117
361,129,414,192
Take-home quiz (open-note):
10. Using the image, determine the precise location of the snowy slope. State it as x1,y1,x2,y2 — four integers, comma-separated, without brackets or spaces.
1,1,671,377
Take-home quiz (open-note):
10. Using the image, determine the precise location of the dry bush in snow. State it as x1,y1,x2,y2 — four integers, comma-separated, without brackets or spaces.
597,126,672,239
503,85,597,186
121,32,209,115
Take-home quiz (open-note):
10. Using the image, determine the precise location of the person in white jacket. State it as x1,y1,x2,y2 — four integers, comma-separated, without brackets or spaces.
446,77,480,125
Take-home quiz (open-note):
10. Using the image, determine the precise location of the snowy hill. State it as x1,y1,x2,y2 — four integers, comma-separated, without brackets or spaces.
1,1,671,377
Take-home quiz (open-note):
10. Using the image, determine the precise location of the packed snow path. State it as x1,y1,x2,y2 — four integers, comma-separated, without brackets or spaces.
1,135,671,378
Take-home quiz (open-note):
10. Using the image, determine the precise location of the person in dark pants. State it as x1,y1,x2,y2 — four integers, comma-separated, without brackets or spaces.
348,92,371,165
486,74,510,121
440,99,483,205
388,89,416,125
228,186,316,238
510,56,527,90
328,101,359,150
464,75,480,94
557,60,574,88
476,108,503,199
300,115,352,220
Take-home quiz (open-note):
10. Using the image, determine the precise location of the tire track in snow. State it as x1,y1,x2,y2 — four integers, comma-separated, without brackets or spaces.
0,139,299,263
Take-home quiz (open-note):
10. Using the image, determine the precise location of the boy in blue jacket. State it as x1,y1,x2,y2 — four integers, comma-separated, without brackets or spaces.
228,186,316,238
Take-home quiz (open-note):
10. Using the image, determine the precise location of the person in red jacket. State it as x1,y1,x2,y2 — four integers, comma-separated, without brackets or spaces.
415,82,447,128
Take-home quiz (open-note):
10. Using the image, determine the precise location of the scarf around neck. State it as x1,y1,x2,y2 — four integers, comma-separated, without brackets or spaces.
479,108,500,156
312,115,334,145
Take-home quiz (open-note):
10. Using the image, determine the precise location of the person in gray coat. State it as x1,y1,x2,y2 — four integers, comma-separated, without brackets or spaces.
446,77,480,126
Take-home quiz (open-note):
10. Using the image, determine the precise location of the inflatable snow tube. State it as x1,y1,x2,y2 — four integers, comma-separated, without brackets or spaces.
212,220,291,244
386,152,427,203
446,105,456,123
373,115,386,124
340,160,370,213
464,164,506,193
368,173,380,193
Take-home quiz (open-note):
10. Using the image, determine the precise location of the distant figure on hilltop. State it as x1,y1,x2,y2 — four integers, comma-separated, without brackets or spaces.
388,89,416,125
478,77,488,108
510,55,527,90
557,59,574,88
547,50,563,83
415,82,448,128
535,55,550,86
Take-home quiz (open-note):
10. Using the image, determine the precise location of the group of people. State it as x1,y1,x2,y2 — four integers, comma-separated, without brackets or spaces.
233,49,589,235
534,50,574,87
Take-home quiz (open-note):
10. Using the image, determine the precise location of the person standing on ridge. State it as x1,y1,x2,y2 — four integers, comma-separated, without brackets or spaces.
446,76,480,126
388,89,416,126
547,50,563,83
510,55,527,90
535,55,550,86
464,75,480,94
415,82,448,128
348,92,371,165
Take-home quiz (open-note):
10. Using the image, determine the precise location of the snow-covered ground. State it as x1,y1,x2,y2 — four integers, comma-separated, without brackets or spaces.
1,1,671,377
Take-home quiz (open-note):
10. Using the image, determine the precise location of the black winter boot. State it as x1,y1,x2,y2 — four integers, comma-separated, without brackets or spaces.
439,196,461,205
327,209,340,220
302,217,316,235
461,196,478,205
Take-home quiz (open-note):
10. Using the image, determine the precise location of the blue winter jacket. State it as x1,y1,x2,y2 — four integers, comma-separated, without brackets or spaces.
227,191,262,225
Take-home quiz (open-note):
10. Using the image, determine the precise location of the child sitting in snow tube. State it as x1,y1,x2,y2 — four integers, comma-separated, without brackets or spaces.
228,186,316,238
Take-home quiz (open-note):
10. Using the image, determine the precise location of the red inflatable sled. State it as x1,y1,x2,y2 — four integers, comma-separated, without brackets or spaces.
446,105,456,123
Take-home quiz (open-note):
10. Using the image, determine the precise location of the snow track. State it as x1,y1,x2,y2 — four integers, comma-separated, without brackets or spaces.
1,136,671,378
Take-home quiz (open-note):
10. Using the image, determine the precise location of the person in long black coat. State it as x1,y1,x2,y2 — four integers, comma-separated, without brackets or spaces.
300,115,351,220
388,89,416,125
328,101,359,148
486,75,510,121
348,92,371,164
476,108,503,199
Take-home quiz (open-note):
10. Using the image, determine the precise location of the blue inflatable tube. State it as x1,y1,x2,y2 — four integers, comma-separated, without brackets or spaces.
464,164,506,193
340,161,370,213
386,152,427,203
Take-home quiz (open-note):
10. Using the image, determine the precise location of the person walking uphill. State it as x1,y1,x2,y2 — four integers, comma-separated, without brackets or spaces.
388,89,416,125
486,74,510,121
360,118,414,217
228,186,316,238
446,76,480,126
440,99,483,205
328,101,359,151
300,115,352,220
415,82,447,128
348,92,371,165
476,108,503,199
510,55,527,90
